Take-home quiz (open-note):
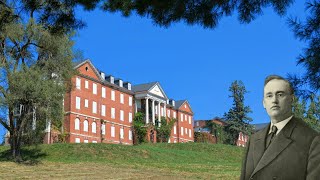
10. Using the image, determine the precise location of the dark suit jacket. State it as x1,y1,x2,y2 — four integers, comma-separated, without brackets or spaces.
240,117,320,180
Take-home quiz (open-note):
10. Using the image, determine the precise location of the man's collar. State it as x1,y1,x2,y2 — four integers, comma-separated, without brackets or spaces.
269,115,293,135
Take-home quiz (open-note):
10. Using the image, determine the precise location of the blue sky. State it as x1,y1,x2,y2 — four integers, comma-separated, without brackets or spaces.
0,1,307,142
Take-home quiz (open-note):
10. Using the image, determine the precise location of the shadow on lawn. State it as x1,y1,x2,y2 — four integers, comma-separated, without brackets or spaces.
0,147,47,165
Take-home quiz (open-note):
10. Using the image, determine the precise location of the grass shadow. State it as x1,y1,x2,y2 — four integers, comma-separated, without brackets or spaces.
0,146,47,165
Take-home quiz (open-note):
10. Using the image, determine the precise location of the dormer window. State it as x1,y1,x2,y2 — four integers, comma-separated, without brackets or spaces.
85,67,89,71
110,76,114,84
127,83,131,90
119,80,123,87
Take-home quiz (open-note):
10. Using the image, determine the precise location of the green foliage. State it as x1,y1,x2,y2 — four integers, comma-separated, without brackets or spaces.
132,112,147,144
0,1,77,161
194,132,215,143
293,95,320,132
223,80,253,145
102,0,293,28
156,117,176,143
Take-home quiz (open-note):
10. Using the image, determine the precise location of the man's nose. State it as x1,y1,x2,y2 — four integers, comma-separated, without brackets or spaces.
272,95,279,103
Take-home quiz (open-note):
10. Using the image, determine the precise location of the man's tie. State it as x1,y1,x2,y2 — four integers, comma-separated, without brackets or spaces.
266,125,278,149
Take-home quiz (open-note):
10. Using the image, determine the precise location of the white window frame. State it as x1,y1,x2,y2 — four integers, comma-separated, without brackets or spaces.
120,127,124,139
101,105,106,116
111,126,115,137
185,127,187,134
84,120,88,132
76,78,81,89
75,118,80,130
75,138,80,143
185,114,187,121
85,99,89,108
173,112,176,118
111,108,115,119
102,87,106,98
189,129,192,138
129,130,132,140
120,110,124,121
129,96,132,106
76,96,81,110
111,90,115,101
180,114,183,122
181,127,184,136
84,139,89,143
188,116,191,124
120,93,124,104
92,101,97,114
85,80,89,89
101,124,106,135
93,83,97,95
92,122,96,133
129,112,132,123
92,141,97,143
167,110,170,117
174,125,176,135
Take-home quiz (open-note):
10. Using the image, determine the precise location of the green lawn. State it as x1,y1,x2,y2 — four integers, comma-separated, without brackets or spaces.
0,143,244,179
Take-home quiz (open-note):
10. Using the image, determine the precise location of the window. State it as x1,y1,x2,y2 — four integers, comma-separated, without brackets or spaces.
83,120,88,132
167,110,170,117
101,105,106,116
185,127,187,134
181,127,184,135
189,129,191,138
120,93,124,104
111,126,115,137
92,101,97,114
75,118,80,130
174,125,176,134
93,83,97,94
120,110,124,121
92,141,97,143
120,127,124,139
101,124,106,135
173,112,176,118
111,108,115,119
92,122,96,133
85,80,89,89
180,114,183,122
84,140,89,143
102,87,106,98
185,115,187,121
76,97,81,109
129,112,132,123
188,116,191,124
184,104,187,108
85,99,89,108
76,78,81,89
129,130,132,140
75,138,80,143
129,97,132,106
111,90,115,101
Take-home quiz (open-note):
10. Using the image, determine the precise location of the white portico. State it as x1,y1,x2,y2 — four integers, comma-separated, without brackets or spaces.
132,82,168,127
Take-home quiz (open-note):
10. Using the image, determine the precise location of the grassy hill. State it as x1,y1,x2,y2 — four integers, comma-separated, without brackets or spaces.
0,143,244,179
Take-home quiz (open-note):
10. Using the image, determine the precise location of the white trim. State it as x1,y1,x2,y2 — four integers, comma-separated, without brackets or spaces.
65,111,132,128
70,132,100,139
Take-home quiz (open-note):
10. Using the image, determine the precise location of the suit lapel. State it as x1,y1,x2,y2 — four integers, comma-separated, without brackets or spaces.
251,117,297,177
253,124,270,168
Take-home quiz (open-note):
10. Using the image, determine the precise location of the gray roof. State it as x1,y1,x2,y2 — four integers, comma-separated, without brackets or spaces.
132,82,157,93
174,100,186,109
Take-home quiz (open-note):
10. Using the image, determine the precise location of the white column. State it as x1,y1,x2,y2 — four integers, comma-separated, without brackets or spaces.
164,102,167,118
158,101,161,127
135,100,138,113
145,98,149,124
152,99,155,125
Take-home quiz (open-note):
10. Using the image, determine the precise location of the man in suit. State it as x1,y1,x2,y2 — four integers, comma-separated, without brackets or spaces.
240,75,320,180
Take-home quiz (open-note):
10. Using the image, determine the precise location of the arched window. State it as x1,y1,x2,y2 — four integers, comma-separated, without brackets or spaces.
92,122,96,133
75,118,80,130
84,120,88,132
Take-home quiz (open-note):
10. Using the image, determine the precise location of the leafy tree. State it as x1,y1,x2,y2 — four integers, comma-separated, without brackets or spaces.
0,0,95,161
304,94,320,132
156,117,176,143
132,112,147,144
223,80,253,145
292,96,306,119
205,120,226,143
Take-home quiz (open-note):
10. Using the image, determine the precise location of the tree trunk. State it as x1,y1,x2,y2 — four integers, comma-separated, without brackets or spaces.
10,130,22,162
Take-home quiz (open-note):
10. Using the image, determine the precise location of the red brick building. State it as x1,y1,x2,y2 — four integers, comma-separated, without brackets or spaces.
58,60,194,144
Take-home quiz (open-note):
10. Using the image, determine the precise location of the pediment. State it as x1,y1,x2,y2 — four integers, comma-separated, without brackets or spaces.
149,83,167,99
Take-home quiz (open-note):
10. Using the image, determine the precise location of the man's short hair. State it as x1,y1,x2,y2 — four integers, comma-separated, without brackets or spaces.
264,75,294,95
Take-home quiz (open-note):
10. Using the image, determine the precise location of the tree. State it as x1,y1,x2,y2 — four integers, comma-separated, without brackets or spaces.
0,0,99,161
132,112,147,144
223,80,253,145
156,117,176,143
